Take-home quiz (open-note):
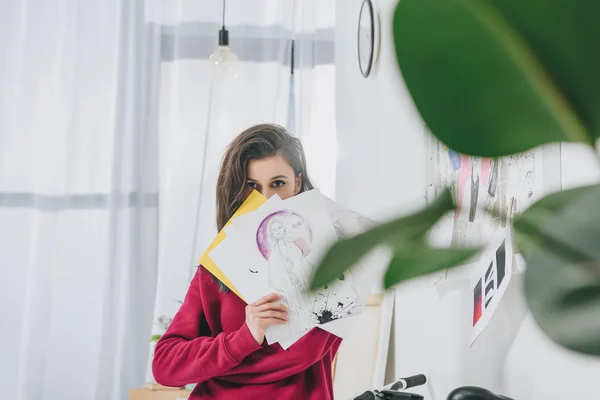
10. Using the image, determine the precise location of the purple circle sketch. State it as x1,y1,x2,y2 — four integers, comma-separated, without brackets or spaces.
256,210,313,260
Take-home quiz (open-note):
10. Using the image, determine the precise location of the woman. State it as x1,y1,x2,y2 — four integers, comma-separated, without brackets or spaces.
152,124,342,399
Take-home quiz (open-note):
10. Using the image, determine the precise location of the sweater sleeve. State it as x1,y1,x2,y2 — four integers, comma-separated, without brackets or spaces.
215,327,343,384
152,269,263,387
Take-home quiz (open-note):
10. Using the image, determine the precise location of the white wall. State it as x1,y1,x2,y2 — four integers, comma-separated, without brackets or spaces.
335,0,426,222
335,1,600,399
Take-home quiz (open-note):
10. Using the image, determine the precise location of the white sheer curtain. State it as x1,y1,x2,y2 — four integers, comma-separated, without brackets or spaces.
292,0,337,199
0,1,161,399
146,0,337,382
0,0,336,398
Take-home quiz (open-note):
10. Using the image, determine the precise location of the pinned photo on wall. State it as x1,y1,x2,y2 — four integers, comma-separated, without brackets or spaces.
470,229,512,345
426,132,544,254
425,136,501,249
455,155,493,223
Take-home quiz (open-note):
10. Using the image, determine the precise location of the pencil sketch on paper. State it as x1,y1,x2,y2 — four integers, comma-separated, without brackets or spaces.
426,131,542,249
503,152,536,218
425,138,496,248
256,209,360,332
257,210,315,332
330,209,371,273
315,206,367,322
455,155,495,224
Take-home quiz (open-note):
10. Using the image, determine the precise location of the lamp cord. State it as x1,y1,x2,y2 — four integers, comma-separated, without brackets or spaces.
222,0,226,29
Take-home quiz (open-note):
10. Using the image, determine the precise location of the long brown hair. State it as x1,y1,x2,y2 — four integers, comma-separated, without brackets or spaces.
216,124,314,231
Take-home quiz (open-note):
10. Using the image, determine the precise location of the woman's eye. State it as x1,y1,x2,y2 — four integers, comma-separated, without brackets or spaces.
247,182,257,189
272,180,286,188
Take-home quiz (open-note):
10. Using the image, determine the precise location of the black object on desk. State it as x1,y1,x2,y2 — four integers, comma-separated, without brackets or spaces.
379,390,424,399
446,386,514,400
352,391,424,400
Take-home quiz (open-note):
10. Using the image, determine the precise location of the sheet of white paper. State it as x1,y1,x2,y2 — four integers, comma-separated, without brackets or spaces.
470,229,513,345
268,197,389,348
210,235,272,302
322,195,386,305
272,311,374,348
215,195,304,347
272,330,305,350
223,195,284,240
212,190,337,340
213,191,386,348
209,196,285,304
257,190,346,340
323,196,376,236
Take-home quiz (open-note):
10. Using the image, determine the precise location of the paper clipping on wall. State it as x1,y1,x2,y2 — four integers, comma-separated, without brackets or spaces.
470,229,513,345
426,134,543,251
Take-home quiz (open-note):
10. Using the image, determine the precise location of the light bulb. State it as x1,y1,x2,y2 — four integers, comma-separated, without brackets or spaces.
209,45,239,80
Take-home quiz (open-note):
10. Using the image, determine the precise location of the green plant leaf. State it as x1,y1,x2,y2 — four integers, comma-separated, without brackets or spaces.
149,334,161,344
523,246,600,355
513,184,600,355
384,245,480,288
540,185,600,261
513,184,599,254
310,189,455,289
393,0,600,157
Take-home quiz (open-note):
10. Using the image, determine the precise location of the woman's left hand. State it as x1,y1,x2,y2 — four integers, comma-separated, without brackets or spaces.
245,293,289,345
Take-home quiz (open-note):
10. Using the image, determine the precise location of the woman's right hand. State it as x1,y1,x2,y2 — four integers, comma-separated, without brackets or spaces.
245,293,289,345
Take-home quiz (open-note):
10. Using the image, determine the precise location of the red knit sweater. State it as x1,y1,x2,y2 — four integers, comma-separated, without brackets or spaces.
152,266,342,399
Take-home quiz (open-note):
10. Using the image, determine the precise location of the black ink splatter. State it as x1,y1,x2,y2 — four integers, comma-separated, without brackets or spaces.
249,269,258,274
313,309,340,324
312,290,359,325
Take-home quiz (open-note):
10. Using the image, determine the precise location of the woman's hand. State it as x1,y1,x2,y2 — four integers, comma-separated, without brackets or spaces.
245,293,289,345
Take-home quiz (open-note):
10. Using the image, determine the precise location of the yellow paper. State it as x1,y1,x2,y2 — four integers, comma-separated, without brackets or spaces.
199,190,266,301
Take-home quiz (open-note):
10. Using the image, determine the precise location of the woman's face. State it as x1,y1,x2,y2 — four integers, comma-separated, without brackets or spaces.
246,155,301,200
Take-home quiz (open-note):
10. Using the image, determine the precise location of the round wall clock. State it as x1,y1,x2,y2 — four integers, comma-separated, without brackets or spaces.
357,0,375,77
